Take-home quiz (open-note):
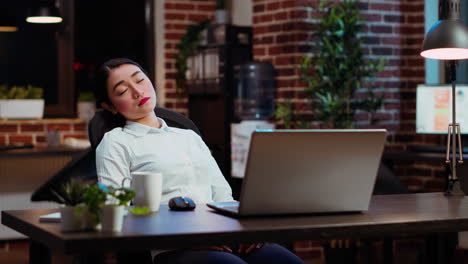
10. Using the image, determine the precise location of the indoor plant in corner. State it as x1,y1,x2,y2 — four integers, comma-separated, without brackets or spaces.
283,0,386,129
0,84,44,119
83,183,135,232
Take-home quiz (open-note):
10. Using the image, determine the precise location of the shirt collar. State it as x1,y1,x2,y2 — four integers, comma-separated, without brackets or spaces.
124,117,172,137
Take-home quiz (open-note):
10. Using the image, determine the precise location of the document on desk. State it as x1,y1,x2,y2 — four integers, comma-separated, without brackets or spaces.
39,212,61,223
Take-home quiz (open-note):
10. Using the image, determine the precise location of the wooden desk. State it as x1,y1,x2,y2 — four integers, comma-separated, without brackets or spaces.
2,193,468,263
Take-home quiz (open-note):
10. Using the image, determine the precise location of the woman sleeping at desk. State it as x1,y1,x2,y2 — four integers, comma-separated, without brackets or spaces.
94,58,304,264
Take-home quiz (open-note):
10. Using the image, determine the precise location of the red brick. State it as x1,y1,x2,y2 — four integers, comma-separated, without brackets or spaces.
370,3,398,11
406,59,424,67
165,13,186,20
260,14,273,23
275,56,296,66
188,14,209,22
382,37,401,45
173,24,188,30
267,24,281,33
405,37,424,45
175,102,188,109
384,15,404,23
371,25,393,34
363,36,380,45
267,2,280,10
362,14,382,22
9,135,33,144
274,11,288,20
254,47,266,57
397,26,424,35
174,3,194,10
0,124,18,132
277,68,296,77
289,10,307,19
73,123,87,132
165,53,175,60
0,135,6,144
165,72,176,79
253,16,260,24
400,3,425,13
253,4,265,12
372,48,393,55
268,46,282,55
165,33,184,40
46,124,71,131
253,25,268,35
281,0,295,9
165,82,174,89
255,36,274,44
20,124,44,132
197,4,214,12
36,135,46,143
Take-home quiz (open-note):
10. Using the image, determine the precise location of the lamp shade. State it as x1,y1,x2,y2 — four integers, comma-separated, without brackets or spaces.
421,0,468,60
26,4,62,24
421,20,468,60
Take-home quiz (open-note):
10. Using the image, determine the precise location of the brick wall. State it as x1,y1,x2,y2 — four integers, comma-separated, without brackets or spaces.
163,0,216,115
0,119,88,147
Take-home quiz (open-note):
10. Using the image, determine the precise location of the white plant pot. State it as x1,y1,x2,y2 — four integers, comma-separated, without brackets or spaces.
215,9,230,24
0,99,44,119
100,205,125,232
77,102,96,121
59,206,84,232
81,205,99,231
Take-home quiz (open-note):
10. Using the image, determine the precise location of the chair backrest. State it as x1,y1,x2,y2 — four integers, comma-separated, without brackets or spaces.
31,107,200,202
89,107,201,149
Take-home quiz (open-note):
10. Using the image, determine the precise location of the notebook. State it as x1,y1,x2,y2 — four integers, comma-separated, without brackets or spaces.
207,129,387,216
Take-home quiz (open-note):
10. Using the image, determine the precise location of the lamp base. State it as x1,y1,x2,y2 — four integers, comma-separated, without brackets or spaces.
445,178,465,196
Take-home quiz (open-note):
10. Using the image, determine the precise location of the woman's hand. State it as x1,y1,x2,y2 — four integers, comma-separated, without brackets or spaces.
237,243,264,255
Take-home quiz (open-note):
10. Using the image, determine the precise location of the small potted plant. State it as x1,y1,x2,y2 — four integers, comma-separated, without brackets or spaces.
51,179,88,232
83,183,135,232
0,84,44,119
77,91,96,121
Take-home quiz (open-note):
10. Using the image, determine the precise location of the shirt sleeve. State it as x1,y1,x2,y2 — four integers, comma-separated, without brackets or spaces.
95,132,132,188
191,131,235,202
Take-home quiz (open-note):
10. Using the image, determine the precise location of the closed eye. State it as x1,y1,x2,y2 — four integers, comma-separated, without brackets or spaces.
118,89,128,96
137,78,144,83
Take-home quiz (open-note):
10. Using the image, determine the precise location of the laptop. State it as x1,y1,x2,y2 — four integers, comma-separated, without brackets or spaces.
207,129,387,216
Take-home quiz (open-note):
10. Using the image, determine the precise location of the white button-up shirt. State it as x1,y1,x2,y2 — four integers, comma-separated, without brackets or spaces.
96,118,234,204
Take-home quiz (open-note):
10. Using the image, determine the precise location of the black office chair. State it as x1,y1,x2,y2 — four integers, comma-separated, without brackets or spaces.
31,107,201,202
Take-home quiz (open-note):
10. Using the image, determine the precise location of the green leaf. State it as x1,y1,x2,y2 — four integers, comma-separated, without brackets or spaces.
128,206,151,215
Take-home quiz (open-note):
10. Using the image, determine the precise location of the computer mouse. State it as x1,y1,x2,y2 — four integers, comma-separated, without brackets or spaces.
168,196,196,211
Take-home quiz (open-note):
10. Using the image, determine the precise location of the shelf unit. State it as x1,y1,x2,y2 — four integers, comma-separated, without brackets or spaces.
187,24,252,199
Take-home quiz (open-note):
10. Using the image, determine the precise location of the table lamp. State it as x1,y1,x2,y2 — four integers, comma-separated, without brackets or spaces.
421,0,468,194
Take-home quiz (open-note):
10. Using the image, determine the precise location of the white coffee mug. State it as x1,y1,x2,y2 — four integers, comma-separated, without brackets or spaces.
122,172,163,212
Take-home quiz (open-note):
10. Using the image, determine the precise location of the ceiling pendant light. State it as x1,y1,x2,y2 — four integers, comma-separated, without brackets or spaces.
26,0,63,24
